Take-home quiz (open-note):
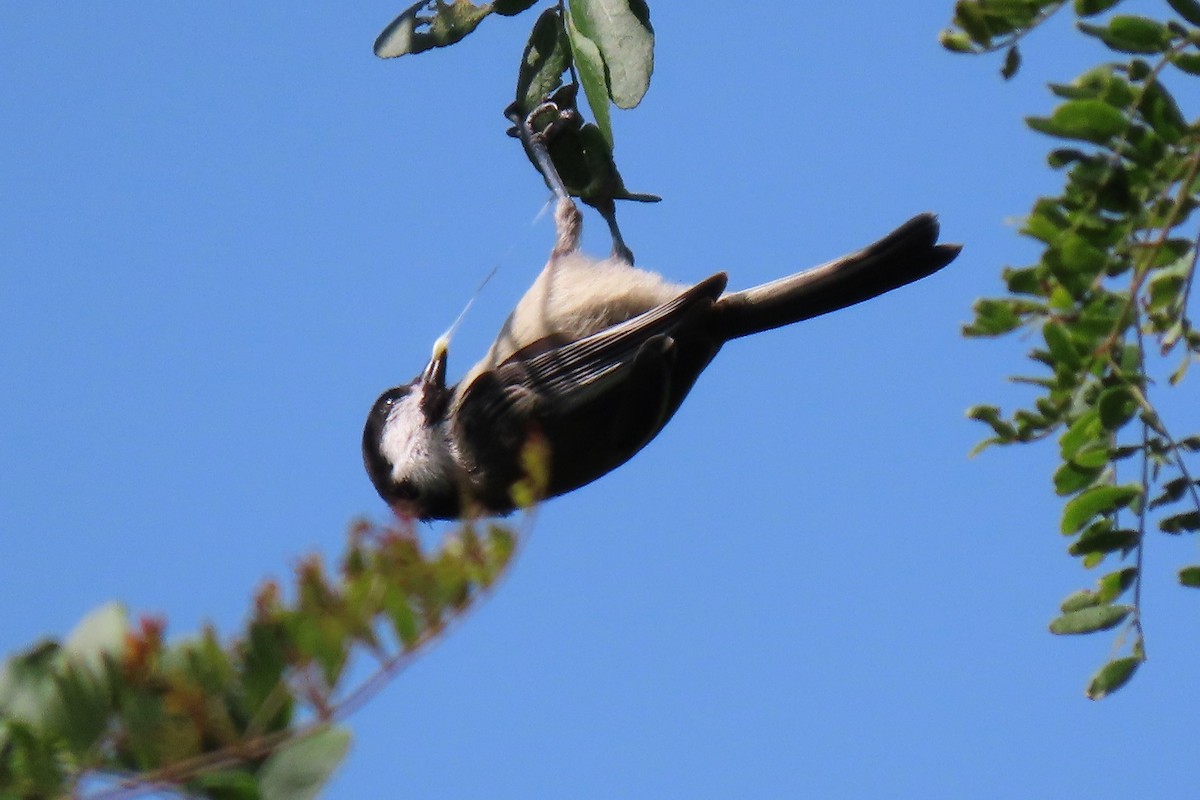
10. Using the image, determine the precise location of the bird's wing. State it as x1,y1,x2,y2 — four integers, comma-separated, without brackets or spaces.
470,272,728,414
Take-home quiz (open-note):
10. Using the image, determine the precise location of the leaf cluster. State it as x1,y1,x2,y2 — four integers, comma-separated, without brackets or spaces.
946,1,1200,698
375,0,656,207
0,520,518,799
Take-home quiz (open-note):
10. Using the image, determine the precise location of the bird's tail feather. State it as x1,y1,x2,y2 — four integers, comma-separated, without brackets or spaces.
713,214,961,341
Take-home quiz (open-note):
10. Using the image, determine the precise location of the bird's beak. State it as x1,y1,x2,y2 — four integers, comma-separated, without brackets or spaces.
418,339,449,416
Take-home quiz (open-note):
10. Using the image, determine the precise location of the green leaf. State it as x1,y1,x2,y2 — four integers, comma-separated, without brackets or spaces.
568,0,654,109
52,663,112,755
1059,589,1101,612
190,769,263,800
1139,80,1187,144
1086,656,1141,699
1097,386,1138,430
1179,565,1200,586
374,0,493,58
964,298,1024,336
1068,524,1137,556
1061,484,1141,533
515,8,571,114
1001,45,1021,80
1170,52,1200,75
1160,510,1200,533
1148,475,1196,508
1078,16,1172,53
1043,321,1082,369
1167,0,1200,26
1058,234,1108,275
939,29,976,53
259,726,352,800
1097,566,1138,601
1074,0,1123,16
1027,99,1128,144
563,10,612,146
1049,603,1131,634
1054,460,1104,496
494,0,539,15
1059,409,1104,461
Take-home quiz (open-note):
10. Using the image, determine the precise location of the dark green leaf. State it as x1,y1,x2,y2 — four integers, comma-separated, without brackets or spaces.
1160,510,1200,533
259,726,352,800
1167,0,1200,25
1074,0,1123,16
1098,386,1138,430
190,769,262,800
52,664,112,755
1149,476,1197,508
1179,565,1200,586
1061,484,1141,533
568,0,654,109
1139,80,1187,144
1068,525,1137,556
494,0,539,15
515,8,571,114
1027,99,1128,143
1170,52,1200,75
374,0,493,59
1049,603,1131,634
1086,656,1140,699
1002,45,1021,79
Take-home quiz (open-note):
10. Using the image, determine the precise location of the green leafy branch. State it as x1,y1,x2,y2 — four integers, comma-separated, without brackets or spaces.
375,0,657,219
945,1,1200,698
0,519,522,799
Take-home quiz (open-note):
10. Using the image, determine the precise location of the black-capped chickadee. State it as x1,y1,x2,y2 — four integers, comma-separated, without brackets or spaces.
363,196,961,520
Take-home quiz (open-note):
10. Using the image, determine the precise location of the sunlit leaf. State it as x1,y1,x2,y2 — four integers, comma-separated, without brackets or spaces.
1061,484,1141,533
375,0,493,58
1027,99,1128,143
1078,16,1172,53
568,0,654,109
1049,603,1131,634
563,10,612,146
259,726,352,800
1086,656,1140,699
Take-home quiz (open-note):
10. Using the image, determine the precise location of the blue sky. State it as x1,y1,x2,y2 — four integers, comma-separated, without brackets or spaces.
3,2,1199,797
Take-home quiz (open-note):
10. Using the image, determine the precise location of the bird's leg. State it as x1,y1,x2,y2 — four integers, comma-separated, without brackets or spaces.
504,99,582,257
592,196,634,264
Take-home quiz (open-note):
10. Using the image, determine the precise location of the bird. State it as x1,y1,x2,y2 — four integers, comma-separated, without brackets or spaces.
363,194,961,521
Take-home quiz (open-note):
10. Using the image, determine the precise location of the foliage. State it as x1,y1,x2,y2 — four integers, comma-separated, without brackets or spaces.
375,0,657,208
0,520,519,798
944,0,1200,698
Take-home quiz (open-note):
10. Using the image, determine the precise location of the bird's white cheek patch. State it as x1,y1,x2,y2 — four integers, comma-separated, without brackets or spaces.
380,394,452,486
